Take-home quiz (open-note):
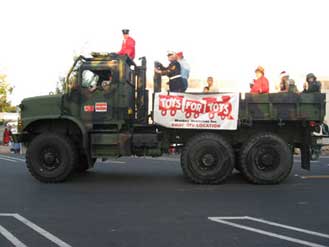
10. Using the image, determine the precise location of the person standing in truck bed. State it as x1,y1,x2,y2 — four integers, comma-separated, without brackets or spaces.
250,66,269,94
203,76,218,92
176,51,190,92
303,73,321,93
118,29,135,60
279,71,298,93
154,51,184,92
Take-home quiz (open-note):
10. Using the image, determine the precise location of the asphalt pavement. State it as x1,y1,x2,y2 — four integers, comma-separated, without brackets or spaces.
0,153,329,247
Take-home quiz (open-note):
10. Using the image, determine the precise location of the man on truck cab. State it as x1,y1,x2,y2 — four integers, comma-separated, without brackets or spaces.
250,66,269,94
118,29,135,60
154,51,184,92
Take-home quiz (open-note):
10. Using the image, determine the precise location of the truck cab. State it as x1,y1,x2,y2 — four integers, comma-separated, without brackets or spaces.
17,53,160,181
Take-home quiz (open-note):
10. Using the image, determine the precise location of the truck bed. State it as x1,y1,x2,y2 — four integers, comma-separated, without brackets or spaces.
239,93,326,121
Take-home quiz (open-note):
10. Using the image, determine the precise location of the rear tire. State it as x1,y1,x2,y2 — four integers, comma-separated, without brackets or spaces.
239,133,292,184
26,133,78,183
181,133,234,184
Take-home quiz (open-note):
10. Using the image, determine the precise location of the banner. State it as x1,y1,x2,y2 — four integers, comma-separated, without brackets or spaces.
154,92,239,130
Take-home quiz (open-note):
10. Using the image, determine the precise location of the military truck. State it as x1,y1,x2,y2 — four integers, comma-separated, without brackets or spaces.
14,53,328,184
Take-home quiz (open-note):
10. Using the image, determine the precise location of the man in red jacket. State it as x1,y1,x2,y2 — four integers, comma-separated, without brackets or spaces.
118,29,135,60
250,66,269,94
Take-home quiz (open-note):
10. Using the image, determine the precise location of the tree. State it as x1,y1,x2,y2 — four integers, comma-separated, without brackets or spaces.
0,74,14,112
51,76,65,95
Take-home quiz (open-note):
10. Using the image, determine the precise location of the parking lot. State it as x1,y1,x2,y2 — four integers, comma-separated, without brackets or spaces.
0,153,329,247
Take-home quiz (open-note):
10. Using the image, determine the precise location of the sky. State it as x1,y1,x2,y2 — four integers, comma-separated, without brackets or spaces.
0,0,328,104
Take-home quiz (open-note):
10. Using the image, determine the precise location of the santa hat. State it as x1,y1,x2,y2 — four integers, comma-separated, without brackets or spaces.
280,71,289,78
176,51,184,58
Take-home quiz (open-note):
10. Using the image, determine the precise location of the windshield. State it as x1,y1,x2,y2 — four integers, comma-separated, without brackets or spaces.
65,58,83,93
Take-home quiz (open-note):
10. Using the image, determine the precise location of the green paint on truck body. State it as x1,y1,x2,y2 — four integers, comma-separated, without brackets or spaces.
14,53,326,171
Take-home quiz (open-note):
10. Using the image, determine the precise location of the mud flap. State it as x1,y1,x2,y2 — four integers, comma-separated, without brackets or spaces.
300,144,311,170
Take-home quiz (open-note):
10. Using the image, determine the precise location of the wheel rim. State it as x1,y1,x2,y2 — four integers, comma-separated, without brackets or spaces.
252,145,280,172
201,153,216,168
39,146,61,171
192,146,228,176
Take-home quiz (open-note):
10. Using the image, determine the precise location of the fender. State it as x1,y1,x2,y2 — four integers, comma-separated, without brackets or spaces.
21,116,93,168
60,115,88,150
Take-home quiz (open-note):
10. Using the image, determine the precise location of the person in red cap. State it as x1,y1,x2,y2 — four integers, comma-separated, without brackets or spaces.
250,66,269,94
176,51,190,92
118,29,136,60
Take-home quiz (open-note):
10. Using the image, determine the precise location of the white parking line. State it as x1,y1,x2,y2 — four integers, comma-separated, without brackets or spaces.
0,224,27,247
0,213,71,247
0,156,18,163
208,216,329,247
0,154,25,162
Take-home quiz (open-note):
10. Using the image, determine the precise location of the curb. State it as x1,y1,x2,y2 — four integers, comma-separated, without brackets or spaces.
0,146,10,154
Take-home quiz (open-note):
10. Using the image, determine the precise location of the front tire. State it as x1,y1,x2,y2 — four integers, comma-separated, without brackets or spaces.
26,133,78,183
181,133,234,184
239,133,292,184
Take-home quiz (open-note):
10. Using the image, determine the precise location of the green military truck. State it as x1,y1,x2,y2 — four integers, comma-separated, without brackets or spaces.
14,53,328,184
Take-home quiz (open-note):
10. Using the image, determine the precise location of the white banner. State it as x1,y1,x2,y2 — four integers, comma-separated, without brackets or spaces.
154,92,239,130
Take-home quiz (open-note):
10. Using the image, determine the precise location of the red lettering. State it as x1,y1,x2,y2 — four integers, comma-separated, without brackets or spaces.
184,99,204,119
159,95,184,116
203,96,233,120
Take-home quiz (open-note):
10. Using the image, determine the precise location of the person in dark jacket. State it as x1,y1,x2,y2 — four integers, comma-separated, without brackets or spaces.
303,73,321,93
154,51,184,92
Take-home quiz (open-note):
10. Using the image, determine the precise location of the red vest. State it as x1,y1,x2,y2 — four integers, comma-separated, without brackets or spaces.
118,36,135,59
